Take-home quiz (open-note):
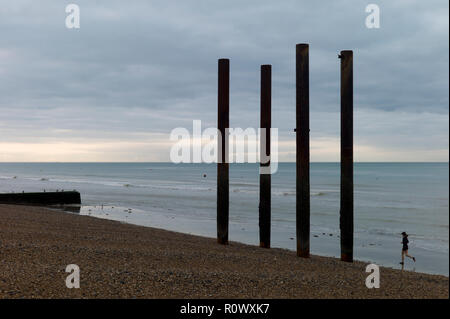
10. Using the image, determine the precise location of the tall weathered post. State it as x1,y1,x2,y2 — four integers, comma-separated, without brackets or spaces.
339,50,354,262
217,58,229,245
296,44,310,258
259,64,271,248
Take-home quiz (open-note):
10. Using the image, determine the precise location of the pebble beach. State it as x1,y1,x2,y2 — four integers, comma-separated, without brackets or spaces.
0,204,448,299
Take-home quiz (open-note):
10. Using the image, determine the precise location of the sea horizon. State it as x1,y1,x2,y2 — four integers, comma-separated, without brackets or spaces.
1,161,448,163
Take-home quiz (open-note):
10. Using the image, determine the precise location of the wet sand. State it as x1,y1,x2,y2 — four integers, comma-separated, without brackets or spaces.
0,204,447,299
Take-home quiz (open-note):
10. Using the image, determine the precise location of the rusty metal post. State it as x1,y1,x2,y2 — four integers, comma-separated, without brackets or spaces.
339,50,353,262
259,64,271,248
296,44,310,258
217,58,229,245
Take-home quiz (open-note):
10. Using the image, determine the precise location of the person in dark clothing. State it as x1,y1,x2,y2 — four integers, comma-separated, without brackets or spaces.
400,232,416,265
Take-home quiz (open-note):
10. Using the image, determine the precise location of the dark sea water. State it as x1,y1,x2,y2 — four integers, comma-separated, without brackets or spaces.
0,162,448,275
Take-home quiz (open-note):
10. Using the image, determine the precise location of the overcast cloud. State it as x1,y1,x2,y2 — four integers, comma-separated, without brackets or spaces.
0,0,448,161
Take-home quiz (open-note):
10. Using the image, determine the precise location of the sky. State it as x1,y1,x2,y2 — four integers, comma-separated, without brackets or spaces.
0,0,448,162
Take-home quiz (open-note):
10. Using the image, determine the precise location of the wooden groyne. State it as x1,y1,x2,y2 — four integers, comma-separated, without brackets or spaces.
339,50,354,262
296,43,310,258
217,58,230,245
217,43,355,261
0,191,81,205
259,64,272,249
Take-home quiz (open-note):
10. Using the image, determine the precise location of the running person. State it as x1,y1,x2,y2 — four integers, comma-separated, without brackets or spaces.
400,232,416,265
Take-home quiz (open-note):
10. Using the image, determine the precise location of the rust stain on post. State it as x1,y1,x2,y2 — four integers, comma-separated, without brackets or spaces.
296,44,310,258
339,50,354,262
259,64,271,248
217,58,229,245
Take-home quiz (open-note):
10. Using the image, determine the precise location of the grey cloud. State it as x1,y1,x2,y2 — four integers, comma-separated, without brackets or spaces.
0,0,448,160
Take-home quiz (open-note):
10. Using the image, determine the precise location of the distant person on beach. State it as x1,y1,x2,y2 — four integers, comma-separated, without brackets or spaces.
400,232,416,265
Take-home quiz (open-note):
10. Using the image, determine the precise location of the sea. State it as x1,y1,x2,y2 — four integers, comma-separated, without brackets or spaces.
0,162,448,276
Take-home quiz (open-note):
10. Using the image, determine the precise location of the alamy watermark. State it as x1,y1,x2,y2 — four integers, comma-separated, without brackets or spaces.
65,4,379,30
365,4,380,29
65,4,80,29
365,263,380,288
170,120,279,174
65,264,80,288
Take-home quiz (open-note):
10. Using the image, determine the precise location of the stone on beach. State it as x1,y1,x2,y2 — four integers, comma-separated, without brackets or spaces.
0,204,447,299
